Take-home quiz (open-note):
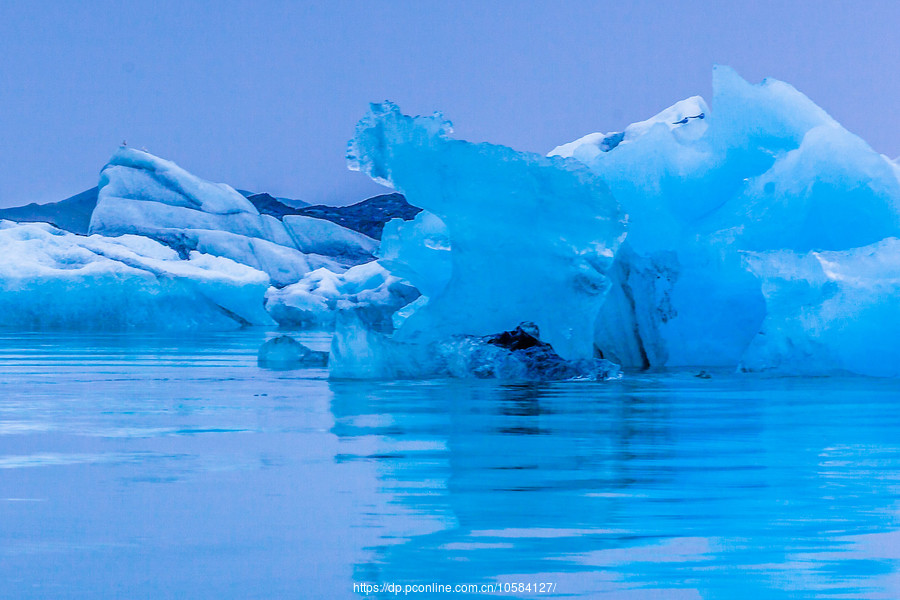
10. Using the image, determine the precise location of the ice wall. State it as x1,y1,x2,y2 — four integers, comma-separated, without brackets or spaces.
345,102,626,364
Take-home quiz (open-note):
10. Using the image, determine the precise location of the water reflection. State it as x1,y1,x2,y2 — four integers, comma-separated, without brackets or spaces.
2,332,900,598
331,376,900,598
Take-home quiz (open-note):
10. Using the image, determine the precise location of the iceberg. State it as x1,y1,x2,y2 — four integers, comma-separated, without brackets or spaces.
90,148,271,238
89,148,377,287
0,148,419,332
343,101,626,368
553,66,900,371
0,220,272,329
4,67,897,377
332,67,900,378
264,261,419,330
257,335,328,370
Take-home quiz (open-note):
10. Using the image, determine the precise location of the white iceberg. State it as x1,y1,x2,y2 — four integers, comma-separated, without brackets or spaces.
0,220,272,329
90,148,375,287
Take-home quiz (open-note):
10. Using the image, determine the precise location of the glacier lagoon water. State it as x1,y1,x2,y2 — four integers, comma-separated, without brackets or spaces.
1,331,900,599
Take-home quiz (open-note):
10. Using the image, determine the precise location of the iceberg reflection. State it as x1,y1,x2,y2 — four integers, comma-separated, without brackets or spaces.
331,375,900,598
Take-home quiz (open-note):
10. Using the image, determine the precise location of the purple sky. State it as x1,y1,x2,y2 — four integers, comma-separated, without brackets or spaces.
1,0,898,207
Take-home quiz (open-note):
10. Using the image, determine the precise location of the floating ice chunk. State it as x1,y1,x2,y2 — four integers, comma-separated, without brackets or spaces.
553,66,900,369
265,262,418,330
257,335,328,370
347,102,625,361
0,220,273,330
330,316,620,380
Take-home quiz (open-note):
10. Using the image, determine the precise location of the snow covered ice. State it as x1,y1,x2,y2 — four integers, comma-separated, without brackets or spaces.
0,220,272,329
0,147,420,334
90,148,376,287
264,261,419,329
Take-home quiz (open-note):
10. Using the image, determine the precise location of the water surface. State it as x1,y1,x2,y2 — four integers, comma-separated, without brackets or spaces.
1,331,899,598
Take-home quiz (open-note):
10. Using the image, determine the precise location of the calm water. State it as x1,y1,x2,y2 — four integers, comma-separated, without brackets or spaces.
2,331,900,599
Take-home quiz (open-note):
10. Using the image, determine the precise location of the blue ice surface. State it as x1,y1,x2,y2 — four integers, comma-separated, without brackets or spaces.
341,67,900,378
2,332,900,598
347,101,625,364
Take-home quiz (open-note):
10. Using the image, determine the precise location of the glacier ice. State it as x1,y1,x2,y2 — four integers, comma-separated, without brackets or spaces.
330,67,900,378
282,215,377,263
0,147,416,333
89,148,375,287
343,101,625,368
329,316,621,381
3,67,898,378
741,239,900,377
551,65,900,372
0,220,272,329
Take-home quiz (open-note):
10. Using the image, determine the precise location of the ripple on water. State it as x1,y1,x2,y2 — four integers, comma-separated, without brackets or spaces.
1,332,900,599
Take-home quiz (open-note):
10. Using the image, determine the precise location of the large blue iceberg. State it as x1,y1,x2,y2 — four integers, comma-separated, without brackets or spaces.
550,66,900,373
334,67,900,377
330,102,626,378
